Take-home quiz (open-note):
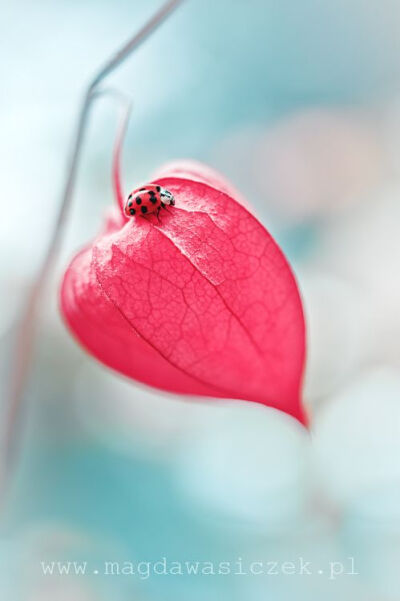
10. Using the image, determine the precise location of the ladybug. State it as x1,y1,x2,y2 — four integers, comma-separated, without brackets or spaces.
124,184,175,220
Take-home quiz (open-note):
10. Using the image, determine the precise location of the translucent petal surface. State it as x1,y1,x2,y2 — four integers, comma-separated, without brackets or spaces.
61,164,306,424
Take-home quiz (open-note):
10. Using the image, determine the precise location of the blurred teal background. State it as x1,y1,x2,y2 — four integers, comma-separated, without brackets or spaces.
1,0,400,599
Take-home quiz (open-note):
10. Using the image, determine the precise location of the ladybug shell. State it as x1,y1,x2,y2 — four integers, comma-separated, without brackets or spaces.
125,185,163,217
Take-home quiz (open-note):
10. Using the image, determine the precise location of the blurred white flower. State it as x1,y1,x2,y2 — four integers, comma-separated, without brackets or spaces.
313,367,400,510
174,400,311,531
300,271,372,404
312,188,400,368
73,360,206,460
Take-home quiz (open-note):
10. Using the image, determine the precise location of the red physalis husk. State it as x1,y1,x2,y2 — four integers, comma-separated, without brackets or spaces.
60,160,307,425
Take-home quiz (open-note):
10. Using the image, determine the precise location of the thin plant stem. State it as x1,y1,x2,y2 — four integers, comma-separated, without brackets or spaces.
90,87,133,210
2,0,184,499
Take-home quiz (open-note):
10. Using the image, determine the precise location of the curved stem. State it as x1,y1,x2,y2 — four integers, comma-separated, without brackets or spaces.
109,91,133,213
90,87,133,211
2,0,184,499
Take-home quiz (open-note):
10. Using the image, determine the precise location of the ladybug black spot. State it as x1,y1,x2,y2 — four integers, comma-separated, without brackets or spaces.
150,196,157,204
129,208,136,215
156,185,161,192
141,206,148,214
128,194,132,199
139,188,146,191
136,197,142,205
148,190,156,196
128,201,133,207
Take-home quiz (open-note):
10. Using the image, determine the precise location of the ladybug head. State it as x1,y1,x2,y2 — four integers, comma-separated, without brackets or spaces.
124,193,136,217
160,187,175,206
